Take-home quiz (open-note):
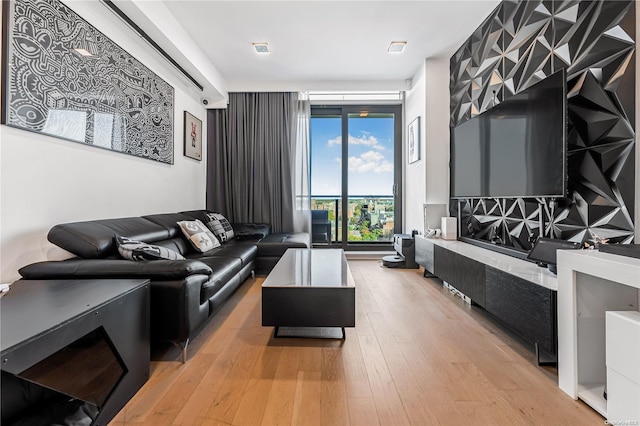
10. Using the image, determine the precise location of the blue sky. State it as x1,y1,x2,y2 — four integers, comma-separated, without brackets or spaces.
310,116,395,196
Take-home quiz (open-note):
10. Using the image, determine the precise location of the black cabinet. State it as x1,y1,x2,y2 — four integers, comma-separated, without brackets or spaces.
485,267,556,357
415,236,434,274
1,279,150,426
434,245,486,307
416,238,557,365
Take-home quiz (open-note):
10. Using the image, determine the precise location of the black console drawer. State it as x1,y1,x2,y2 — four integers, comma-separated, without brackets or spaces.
434,245,485,307
485,266,556,355
415,237,434,273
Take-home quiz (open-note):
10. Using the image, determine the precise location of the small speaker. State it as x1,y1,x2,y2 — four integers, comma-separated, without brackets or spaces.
441,217,457,240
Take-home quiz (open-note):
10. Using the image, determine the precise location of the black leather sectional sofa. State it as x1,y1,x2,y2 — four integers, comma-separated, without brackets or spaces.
19,210,309,361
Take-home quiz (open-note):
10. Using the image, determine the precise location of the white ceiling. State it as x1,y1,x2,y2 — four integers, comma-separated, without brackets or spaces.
159,0,501,92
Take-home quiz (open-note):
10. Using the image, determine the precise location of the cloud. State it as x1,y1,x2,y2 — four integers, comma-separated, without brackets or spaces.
328,136,341,147
350,135,384,150
327,134,385,151
348,150,393,174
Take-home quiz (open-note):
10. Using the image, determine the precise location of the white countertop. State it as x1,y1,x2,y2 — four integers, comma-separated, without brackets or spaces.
418,237,558,291
555,245,640,407
557,249,640,289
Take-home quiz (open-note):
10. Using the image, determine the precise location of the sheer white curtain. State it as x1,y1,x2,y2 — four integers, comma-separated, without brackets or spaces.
292,92,311,234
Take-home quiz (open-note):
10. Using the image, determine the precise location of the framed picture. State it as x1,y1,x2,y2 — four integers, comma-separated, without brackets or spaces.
184,111,202,160
408,117,420,164
1,0,174,164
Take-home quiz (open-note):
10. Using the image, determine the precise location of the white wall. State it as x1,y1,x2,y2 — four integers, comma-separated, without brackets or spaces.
403,57,451,234
0,1,209,281
424,58,451,209
404,62,427,233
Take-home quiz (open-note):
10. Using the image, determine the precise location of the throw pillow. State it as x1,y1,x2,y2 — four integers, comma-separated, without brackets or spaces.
177,219,221,252
116,236,185,261
204,213,235,243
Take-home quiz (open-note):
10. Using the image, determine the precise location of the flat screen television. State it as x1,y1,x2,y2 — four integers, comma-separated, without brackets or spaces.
451,69,567,199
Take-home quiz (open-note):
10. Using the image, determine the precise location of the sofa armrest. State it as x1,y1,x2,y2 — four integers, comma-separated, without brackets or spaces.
19,259,212,280
149,275,210,343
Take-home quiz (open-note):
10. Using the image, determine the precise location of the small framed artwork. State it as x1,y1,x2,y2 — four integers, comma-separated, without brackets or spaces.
184,111,202,160
408,117,420,164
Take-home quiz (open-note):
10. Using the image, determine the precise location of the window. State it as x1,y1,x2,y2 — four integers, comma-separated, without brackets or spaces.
310,105,402,249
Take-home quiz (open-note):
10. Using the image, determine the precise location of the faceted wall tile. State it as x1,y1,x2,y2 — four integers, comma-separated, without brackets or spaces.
450,0,635,248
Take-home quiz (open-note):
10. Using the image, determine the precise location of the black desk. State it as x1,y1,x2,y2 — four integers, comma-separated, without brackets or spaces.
1,279,150,425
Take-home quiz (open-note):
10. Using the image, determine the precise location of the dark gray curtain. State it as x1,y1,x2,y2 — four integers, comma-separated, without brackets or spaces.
206,92,297,232
206,108,229,216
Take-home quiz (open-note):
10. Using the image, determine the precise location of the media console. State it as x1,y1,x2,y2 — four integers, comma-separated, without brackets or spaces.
415,236,558,364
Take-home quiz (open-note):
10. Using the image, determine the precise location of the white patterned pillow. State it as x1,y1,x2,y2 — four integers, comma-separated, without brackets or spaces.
177,219,221,253
204,213,235,243
116,236,185,261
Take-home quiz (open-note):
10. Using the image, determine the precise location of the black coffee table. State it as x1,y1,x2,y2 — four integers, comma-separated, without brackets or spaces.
261,249,355,338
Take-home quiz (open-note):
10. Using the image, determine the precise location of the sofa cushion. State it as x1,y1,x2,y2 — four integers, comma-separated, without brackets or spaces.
180,210,210,223
187,240,257,267
144,213,194,238
48,218,169,258
153,237,191,256
233,223,270,240
196,257,242,303
204,213,235,243
116,236,185,261
257,232,310,258
178,220,221,253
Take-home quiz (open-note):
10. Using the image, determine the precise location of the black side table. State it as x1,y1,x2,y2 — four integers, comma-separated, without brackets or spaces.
1,279,150,426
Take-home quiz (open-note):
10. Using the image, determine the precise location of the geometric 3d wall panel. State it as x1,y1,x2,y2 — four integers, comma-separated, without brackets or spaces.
450,0,635,249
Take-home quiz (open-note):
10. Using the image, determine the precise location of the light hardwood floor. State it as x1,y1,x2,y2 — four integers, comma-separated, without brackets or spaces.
112,260,603,425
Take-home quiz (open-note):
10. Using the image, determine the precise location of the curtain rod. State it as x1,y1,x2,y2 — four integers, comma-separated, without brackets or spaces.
101,0,204,91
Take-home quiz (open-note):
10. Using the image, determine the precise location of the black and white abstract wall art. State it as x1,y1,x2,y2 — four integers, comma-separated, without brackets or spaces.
450,0,635,249
2,0,175,164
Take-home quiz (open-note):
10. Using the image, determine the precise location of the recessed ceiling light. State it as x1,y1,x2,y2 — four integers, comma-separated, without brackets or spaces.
253,42,270,54
388,41,407,53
